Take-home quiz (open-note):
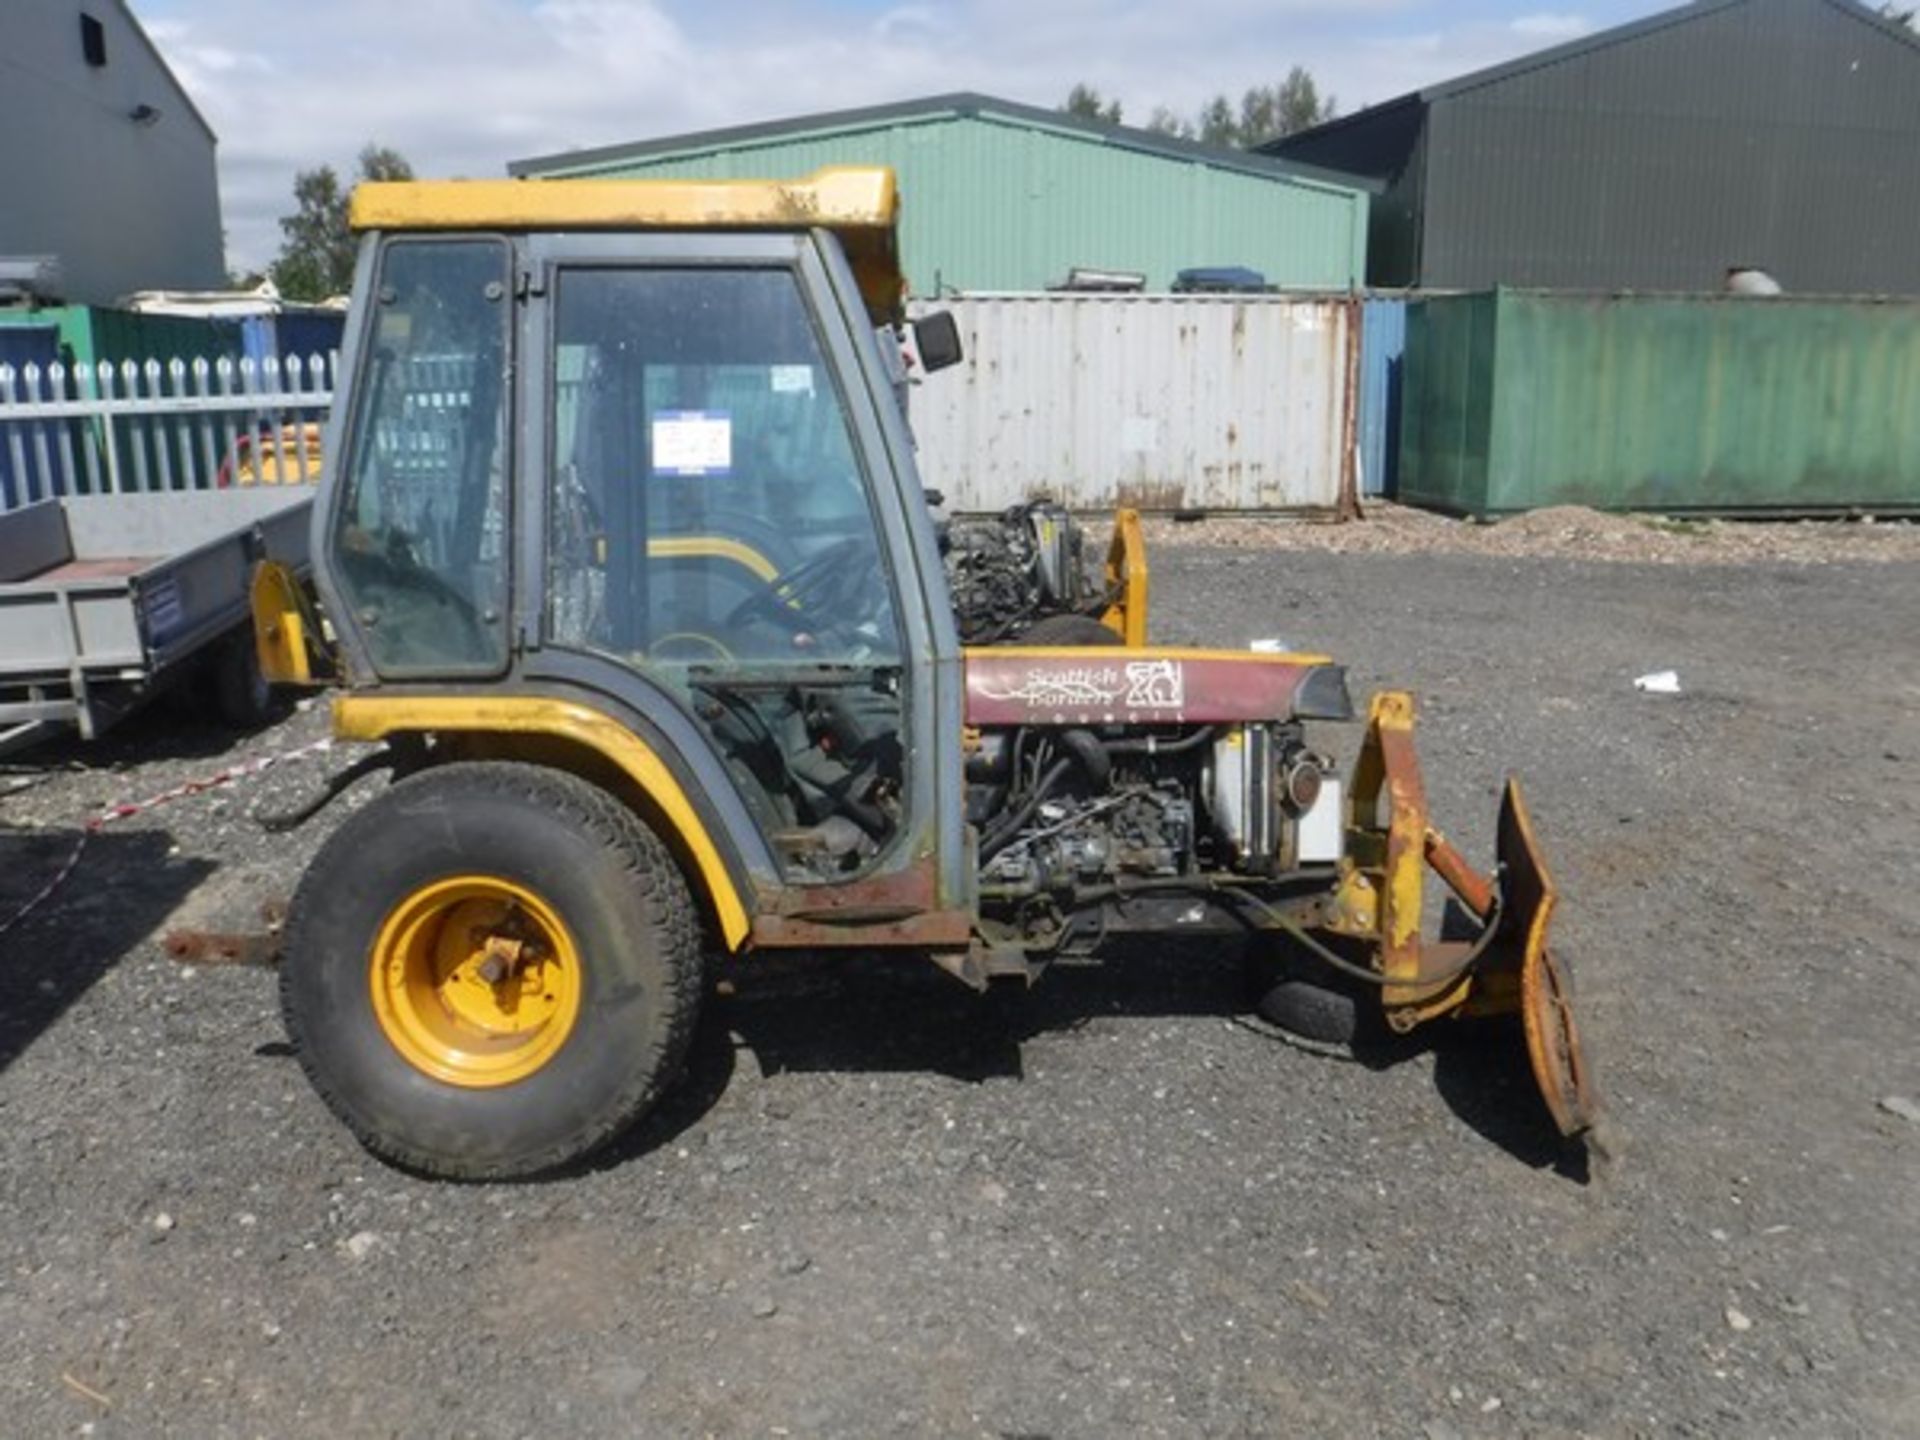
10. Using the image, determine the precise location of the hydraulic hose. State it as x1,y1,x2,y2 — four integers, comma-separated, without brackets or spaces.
980,757,1075,862
1103,725,1216,756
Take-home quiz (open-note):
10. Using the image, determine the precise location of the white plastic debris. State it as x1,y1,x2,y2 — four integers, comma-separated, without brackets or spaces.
1249,638,1291,654
1633,670,1682,694
1879,1095,1920,1126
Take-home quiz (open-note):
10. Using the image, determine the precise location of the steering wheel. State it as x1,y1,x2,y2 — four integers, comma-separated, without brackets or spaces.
723,536,875,637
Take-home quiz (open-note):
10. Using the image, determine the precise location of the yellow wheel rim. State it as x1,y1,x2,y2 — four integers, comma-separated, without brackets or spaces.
370,876,583,1088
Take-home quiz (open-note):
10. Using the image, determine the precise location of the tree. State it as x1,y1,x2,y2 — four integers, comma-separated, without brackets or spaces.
270,166,348,302
1061,84,1123,125
1144,106,1194,140
1191,70,1337,149
1196,94,1239,147
271,144,414,302
1269,66,1336,140
1066,70,1337,152
1878,5,1916,28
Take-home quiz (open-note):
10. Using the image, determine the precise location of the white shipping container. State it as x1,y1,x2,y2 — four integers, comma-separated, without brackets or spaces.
906,294,1357,514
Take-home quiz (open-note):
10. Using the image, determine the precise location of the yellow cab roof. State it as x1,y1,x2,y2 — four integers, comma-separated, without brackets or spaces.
349,166,905,320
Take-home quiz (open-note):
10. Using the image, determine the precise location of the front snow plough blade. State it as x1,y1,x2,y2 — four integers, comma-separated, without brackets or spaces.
1326,692,1599,1143
1492,779,1598,1140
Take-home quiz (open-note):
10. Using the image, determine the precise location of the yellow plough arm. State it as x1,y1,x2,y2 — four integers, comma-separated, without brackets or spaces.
1326,691,1599,1141
1099,507,1149,647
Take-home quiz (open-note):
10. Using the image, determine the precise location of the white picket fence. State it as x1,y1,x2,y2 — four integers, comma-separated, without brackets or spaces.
0,353,336,512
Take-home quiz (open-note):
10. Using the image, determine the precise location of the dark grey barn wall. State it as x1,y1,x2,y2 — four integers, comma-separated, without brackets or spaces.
1420,0,1920,292
1266,99,1428,288
1374,123,1427,288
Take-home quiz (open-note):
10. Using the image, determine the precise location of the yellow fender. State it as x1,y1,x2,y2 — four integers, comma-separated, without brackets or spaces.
250,560,323,685
331,695,753,951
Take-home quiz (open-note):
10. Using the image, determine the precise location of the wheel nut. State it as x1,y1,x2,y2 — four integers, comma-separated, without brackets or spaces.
475,935,527,985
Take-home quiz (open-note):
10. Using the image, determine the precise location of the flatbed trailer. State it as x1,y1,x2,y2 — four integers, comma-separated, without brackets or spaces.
0,489,311,754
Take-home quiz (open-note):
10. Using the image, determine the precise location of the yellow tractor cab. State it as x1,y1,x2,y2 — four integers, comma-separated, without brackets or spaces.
258,168,1595,1179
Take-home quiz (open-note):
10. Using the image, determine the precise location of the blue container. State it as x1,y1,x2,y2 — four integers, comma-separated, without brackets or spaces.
239,314,277,370
239,310,344,381
273,311,344,362
1171,266,1271,294
1358,297,1407,498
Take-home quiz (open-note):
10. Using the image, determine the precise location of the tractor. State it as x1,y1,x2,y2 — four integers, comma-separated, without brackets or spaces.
253,167,1595,1178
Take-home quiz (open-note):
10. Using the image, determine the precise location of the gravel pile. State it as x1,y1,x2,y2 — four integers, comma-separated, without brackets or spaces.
1148,501,1920,566
1,548,1916,1436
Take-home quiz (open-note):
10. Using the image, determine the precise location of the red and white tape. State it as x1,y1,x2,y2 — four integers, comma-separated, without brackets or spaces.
0,736,336,937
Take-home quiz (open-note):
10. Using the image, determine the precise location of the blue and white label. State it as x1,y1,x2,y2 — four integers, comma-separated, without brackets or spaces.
141,576,185,646
651,410,732,477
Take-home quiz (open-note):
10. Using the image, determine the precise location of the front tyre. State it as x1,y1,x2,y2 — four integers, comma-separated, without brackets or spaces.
280,761,704,1179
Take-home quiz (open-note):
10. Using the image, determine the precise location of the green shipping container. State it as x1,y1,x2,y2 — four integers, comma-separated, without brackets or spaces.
1400,289,1920,517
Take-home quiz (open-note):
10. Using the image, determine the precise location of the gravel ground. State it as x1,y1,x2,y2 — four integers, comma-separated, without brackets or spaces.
2,544,1917,1438
1146,503,1920,567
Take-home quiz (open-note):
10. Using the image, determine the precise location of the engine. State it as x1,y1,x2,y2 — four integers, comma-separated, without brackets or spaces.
969,722,1343,919
979,781,1197,896
940,500,1102,643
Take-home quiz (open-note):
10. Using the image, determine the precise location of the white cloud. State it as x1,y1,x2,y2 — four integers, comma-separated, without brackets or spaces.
128,0,1642,273
1511,12,1593,40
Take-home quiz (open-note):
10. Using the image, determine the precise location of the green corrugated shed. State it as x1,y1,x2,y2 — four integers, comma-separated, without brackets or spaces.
510,93,1369,295
1400,289,1920,517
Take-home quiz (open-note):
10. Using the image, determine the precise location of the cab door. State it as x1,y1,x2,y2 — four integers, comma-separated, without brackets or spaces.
517,230,969,946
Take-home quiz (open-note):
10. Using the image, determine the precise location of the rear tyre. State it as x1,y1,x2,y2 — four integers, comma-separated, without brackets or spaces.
280,761,704,1179
1014,613,1123,646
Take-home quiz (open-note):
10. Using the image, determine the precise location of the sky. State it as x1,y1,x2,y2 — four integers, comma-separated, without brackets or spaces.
129,0,1673,275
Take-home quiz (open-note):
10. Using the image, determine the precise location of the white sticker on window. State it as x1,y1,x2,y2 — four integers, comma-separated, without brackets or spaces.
770,365,815,395
652,411,732,477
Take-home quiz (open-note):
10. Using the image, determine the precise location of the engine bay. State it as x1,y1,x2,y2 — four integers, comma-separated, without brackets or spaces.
940,500,1114,644
690,659,1345,957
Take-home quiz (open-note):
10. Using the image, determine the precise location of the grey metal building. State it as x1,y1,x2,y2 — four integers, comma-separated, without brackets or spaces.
0,0,226,305
1266,0,1920,294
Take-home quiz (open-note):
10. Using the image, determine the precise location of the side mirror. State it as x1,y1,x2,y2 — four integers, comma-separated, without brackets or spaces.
912,311,963,374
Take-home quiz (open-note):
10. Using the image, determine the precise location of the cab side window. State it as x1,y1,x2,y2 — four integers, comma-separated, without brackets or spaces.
329,239,511,675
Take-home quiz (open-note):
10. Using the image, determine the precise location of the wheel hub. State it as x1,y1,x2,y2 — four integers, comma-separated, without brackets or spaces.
370,877,582,1088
